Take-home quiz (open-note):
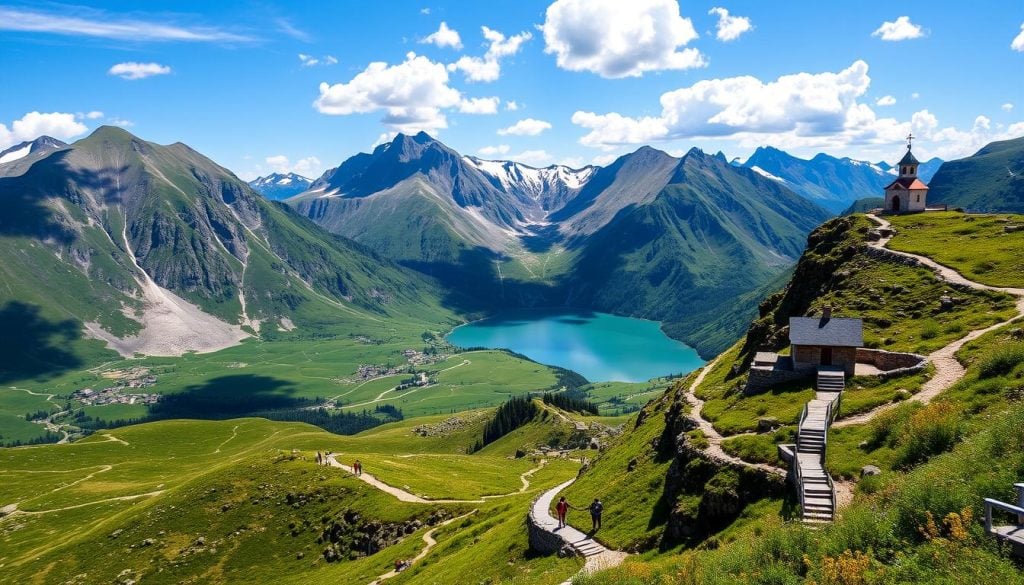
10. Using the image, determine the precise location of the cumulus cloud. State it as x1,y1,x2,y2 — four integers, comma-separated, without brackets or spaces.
477,144,511,157
0,111,89,149
542,0,705,78
299,54,338,67
873,16,924,41
1013,23,1024,51
1003,103,1015,112
314,52,462,132
458,96,500,114
422,21,462,49
79,110,104,119
708,7,752,42
498,118,552,136
876,95,896,106
505,100,519,111
265,154,322,177
447,26,532,82
572,61,873,148
564,59,1024,160
108,62,171,80
0,6,251,42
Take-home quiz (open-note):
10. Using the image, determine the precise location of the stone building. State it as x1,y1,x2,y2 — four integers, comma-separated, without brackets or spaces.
789,308,863,376
883,136,929,214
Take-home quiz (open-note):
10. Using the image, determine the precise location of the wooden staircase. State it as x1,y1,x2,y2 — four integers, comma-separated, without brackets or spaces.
793,368,845,524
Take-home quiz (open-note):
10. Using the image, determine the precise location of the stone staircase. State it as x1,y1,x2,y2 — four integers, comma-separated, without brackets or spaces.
793,368,845,524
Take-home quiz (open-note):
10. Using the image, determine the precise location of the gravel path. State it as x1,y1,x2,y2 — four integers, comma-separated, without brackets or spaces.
683,356,788,476
324,454,547,504
832,214,1024,428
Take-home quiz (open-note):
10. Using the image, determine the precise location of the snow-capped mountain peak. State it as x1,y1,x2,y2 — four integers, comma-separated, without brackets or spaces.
248,172,313,200
463,156,596,210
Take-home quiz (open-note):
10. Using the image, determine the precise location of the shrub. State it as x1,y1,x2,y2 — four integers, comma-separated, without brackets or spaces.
919,320,940,340
894,402,962,468
977,342,1024,379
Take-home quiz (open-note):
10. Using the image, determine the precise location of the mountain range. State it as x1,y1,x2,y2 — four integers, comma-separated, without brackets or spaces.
0,136,69,177
736,146,943,213
247,172,312,200
0,126,448,362
288,132,831,356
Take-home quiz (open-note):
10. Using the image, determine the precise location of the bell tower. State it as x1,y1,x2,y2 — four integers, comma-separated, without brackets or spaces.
883,134,929,213
898,133,919,178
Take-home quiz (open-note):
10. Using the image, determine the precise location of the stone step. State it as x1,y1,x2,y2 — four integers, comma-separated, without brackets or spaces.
803,496,834,507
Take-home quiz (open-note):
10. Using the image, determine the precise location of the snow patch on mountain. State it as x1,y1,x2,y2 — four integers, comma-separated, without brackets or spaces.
749,165,787,183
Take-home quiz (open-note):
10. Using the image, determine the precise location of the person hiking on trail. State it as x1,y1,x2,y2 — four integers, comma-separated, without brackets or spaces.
555,496,571,529
588,498,603,531
316,451,322,466
354,459,362,476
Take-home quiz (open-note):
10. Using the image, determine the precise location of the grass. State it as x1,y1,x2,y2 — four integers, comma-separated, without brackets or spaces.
887,211,1024,287
0,411,585,584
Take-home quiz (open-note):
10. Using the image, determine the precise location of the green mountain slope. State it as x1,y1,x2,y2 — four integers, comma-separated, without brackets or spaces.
928,135,1024,212
0,126,452,361
566,149,831,356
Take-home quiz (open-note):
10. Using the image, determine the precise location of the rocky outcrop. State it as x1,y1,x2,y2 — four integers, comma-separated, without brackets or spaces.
317,508,450,562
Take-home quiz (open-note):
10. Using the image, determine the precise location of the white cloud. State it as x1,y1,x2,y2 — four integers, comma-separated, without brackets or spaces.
0,111,89,149
872,16,924,41
541,0,705,78
299,54,337,67
0,6,251,42
876,95,896,106
447,26,532,82
1013,23,1024,52
265,154,323,177
108,62,171,80
420,8,431,15
458,96,500,114
478,144,511,157
1003,103,1015,112
505,100,519,111
498,118,552,136
708,7,752,42
911,92,920,99
314,52,462,132
422,21,462,49
572,61,872,148
508,149,552,166
108,117,133,127
79,110,104,119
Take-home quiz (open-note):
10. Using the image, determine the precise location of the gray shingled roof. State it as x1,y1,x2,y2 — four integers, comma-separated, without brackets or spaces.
789,317,863,347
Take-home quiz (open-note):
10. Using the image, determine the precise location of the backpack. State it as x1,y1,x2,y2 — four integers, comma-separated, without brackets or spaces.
590,501,603,515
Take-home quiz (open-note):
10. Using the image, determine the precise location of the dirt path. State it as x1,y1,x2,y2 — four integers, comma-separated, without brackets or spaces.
324,454,547,504
683,356,788,476
6,490,166,516
368,510,477,585
831,214,1024,428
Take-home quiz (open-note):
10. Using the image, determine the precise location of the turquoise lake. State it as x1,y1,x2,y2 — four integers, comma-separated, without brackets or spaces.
446,309,705,383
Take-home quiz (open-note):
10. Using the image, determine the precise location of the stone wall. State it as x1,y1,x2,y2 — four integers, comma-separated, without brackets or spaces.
746,365,810,393
526,500,564,554
856,348,927,378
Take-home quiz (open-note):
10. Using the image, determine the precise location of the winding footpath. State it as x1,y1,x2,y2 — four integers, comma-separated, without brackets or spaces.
832,214,1024,427
531,479,629,584
683,356,788,476
324,454,547,504
368,510,478,585
678,213,1024,490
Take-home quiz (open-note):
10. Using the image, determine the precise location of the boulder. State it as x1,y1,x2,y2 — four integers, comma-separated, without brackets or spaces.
861,465,881,477
757,417,779,433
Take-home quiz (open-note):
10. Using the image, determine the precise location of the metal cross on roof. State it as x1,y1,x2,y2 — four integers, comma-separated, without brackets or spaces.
906,132,914,150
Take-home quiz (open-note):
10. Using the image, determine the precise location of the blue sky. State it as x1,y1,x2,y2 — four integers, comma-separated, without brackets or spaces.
2,1,1023,179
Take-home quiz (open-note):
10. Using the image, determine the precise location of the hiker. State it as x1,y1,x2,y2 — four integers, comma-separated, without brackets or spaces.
588,498,603,531
354,459,362,476
555,496,570,529
316,451,322,466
